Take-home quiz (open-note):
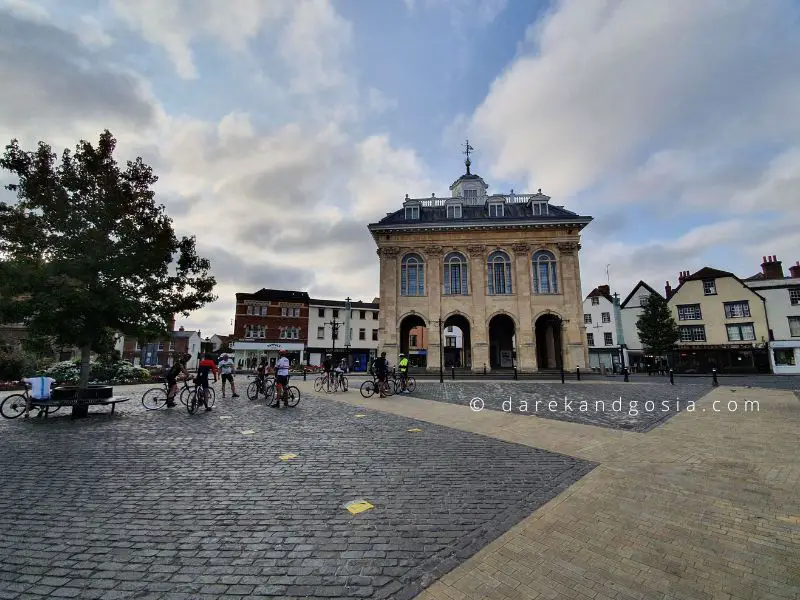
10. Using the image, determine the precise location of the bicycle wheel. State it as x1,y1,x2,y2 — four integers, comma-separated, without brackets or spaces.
405,377,416,393
206,388,216,408
382,381,394,397
246,380,259,401
340,376,348,392
187,388,198,414
360,380,376,398
313,377,324,393
285,386,300,407
142,387,169,410
179,384,192,406
0,394,27,419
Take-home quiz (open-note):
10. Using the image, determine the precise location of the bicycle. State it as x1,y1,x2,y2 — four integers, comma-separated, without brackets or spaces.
187,382,217,414
246,373,275,401
1,385,61,419
141,378,188,410
359,376,393,398
393,373,416,394
314,372,337,393
272,375,300,407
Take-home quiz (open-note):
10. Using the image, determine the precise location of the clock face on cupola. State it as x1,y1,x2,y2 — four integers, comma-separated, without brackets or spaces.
367,140,593,374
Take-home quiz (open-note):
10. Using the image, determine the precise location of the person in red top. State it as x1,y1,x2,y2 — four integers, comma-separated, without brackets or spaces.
195,354,219,411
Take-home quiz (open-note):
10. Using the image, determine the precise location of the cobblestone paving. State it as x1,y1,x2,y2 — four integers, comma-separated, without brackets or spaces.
0,383,595,600
409,381,712,432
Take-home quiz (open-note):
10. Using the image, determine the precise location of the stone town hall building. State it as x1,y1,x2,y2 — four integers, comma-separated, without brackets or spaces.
368,151,592,373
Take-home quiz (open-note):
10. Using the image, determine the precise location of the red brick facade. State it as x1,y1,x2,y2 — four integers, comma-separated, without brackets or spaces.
233,289,310,344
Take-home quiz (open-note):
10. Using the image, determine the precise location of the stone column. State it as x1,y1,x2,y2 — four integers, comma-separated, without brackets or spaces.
513,243,535,371
425,246,443,373
557,241,584,370
378,246,400,365
467,245,487,373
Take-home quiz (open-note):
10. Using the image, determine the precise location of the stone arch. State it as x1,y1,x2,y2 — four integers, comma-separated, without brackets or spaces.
396,311,429,328
487,311,518,369
398,312,429,368
534,312,563,370
485,309,520,330
442,311,473,369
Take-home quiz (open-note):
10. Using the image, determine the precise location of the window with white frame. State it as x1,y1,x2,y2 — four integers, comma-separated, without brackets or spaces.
604,332,613,346
463,189,477,199
532,202,548,216
584,314,592,324
443,252,468,295
601,312,611,323
677,304,702,320
261,306,268,316
317,326,324,339
488,203,504,217
532,250,558,294
446,204,462,219
790,288,800,306
587,333,594,346
487,250,512,295
245,325,265,339
591,296,599,305
774,348,796,366
639,295,650,306
359,328,366,341
703,279,717,295
401,253,425,296
788,316,800,337
726,323,755,341
246,304,253,315
281,307,301,317
405,205,420,220
679,325,706,342
724,301,750,319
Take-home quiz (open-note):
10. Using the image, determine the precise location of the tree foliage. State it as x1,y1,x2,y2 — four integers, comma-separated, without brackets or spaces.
0,130,216,387
635,294,680,360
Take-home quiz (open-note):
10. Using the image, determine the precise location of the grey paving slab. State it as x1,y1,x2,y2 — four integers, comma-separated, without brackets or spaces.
409,381,712,432
0,383,594,599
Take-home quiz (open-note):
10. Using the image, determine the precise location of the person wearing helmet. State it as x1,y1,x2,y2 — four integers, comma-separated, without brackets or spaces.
218,353,239,398
272,349,291,408
322,353,333,387
373,351,389,398
398,353,410,393
164,353,189,407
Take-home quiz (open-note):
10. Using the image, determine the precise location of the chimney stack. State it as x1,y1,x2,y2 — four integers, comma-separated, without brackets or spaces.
179,326,185,332
761,254,784,279
665,280,672,299
598,284,610,297
678,270,689,285
789,261,800,279
169,315,176,332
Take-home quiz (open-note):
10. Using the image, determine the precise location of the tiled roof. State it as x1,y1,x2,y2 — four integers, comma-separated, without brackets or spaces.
171,330,198,338
586,286,614,304
682,267,735,281
309,298,379,309
236,289,311,302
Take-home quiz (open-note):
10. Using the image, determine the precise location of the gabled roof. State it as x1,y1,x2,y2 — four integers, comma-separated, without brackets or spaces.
620,281,663,308
171,330,199,339
236,289,310,302
585,286,614,304
668,267,767,302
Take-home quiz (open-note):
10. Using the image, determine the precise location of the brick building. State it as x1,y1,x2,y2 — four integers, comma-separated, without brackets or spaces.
120,322,203,370
231,289,310,368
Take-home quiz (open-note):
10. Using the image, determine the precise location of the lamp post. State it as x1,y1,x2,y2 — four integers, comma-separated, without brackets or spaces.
326,317,341,358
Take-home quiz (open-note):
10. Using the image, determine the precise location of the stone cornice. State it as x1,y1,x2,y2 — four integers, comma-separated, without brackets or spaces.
377,247,401,257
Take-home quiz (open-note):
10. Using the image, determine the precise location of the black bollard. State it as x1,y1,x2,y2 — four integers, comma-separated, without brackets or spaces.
303,368,307,382
576,366,581,381
712,368,718,387
560,365,565,384
451,367,455,380
669,369,674,385
513,366,518,380
623,367,629,382
483,363,486,376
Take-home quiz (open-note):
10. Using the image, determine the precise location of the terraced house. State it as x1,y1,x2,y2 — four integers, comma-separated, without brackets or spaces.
368,147,592,373
667,267,770,373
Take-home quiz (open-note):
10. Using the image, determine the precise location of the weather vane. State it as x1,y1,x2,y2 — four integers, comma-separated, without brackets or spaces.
462,139,474,174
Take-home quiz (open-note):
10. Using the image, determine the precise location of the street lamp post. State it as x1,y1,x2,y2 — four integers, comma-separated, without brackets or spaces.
326,317,341,357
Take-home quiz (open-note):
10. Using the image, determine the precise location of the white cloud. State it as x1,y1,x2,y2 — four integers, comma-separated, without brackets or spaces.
78,14,113,47
404,0,508,26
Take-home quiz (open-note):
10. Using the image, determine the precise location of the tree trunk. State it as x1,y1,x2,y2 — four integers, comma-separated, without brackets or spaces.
79,345,92,389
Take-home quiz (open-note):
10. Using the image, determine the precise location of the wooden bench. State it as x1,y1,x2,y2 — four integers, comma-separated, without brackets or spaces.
35,396,130,418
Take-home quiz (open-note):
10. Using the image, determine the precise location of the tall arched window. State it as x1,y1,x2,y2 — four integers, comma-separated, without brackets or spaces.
532,250,558,294
443,252,468,295
487,250,512,295
401,253,425,296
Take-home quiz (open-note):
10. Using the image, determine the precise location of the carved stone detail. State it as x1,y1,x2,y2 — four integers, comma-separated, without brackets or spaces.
424,245,444,256
378,246,401,257
557,241,579,253
512,243,531,256
466,244,486,257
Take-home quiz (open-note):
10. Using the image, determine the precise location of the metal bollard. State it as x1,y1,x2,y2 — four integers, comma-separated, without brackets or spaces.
483,363,486,376
451,367,455,380
303,368,307,381
623,367,629,382
712,368,718,387
513,366,518,380
669,369,674,385
560,365,565,384
576,366,581,381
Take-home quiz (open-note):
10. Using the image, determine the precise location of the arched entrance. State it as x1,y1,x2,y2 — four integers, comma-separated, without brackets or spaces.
443,314,471,369
535,314,563,370
399,314,428,368
488,314,515,369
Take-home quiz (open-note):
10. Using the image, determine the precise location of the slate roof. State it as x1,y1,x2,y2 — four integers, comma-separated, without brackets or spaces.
309,298,379,309
171,330,199,338
236,289,311,302
669,267,767,302
369,198,591,230
620,281,664,308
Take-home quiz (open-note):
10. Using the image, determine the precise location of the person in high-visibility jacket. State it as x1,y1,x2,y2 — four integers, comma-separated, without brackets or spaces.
398,353,410,393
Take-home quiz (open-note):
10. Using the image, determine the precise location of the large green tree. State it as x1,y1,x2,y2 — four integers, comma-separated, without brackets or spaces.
636,294,680,363
0,130,216,388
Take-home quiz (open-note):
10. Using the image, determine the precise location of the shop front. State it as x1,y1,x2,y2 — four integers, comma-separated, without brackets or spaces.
231,341,305,371
673,344,769,374
769,341,800,374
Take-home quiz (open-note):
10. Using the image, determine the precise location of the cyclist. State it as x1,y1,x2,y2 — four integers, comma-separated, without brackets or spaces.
373,351,389,398
272,349,291,408
165,354,189,407
218,353,239,398
398,353,410,393
322,353,334,386
195,353,218,411
334,358,347,390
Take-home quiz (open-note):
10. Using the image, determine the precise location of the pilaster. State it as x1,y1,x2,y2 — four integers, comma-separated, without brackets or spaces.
513,243,535,371
425,246,443,372
377,246,400,363
467,244,488,371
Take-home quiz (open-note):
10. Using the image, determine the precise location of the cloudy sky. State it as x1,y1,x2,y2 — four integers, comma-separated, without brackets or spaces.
1,0,798,337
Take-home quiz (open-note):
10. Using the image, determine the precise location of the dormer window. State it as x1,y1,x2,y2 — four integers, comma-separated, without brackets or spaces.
405,205,420,220
447,204,462,219
488,203,504,217
532,202,549,216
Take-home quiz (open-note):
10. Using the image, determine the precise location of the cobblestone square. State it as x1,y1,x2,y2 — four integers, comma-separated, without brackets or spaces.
410,381,712,431
0,385,595,600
